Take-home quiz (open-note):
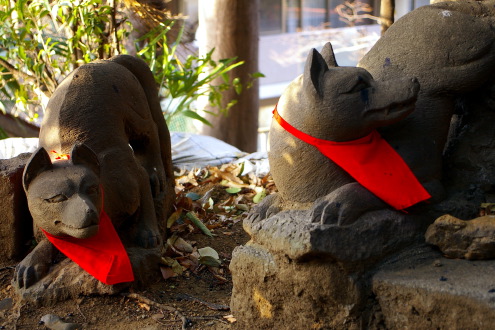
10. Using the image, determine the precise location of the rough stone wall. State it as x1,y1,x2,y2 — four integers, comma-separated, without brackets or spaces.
0,153,33,265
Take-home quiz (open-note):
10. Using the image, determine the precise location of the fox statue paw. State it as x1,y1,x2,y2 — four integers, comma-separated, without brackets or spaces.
310,182,387,226
310,196,358,226
14,240,56,289
136,228,161,249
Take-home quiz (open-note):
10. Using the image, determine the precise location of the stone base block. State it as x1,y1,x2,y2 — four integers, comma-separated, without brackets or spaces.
0,153,33,265
230,243,369,329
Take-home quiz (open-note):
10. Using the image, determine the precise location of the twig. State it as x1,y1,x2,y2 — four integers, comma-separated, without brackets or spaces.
176,310,192,330
0,58,37,83
176,293,230,311
122,292,193,328
189,315,229,324
77,303,87,322
122,292,176,312
0,266,15,272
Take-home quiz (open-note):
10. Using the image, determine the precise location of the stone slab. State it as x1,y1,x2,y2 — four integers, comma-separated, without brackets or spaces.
245,207,425,267
373,246,495,329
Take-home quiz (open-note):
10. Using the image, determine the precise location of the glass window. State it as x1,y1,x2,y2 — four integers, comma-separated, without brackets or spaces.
260,0,283,35
302,0,328,30
258,0,378,35
286,0,301,33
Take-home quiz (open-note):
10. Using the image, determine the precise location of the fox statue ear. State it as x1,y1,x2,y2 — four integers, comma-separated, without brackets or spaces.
71,144,100,177
304,48,329,98
320,42,338,67
23,147,53,191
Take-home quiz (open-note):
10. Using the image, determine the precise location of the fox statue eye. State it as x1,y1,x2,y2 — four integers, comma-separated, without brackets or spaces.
349,79,370,93
45,194,68,203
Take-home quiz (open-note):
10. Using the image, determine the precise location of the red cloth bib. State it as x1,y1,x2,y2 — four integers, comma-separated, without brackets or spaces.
42,202,134,285
273,107,431,210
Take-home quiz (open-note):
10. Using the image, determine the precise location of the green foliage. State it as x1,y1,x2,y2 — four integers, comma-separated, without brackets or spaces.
0,126,8,139
0,0,125,120
137,22,245,125
0,0,253,128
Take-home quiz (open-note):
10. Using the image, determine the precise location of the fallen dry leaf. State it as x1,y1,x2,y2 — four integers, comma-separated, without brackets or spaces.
223,314,237,323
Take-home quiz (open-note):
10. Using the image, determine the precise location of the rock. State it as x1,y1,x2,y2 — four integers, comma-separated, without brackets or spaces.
425,214,495,260
16,246,160,306
40,314,81,330
0,153,33,264
0,298,13,311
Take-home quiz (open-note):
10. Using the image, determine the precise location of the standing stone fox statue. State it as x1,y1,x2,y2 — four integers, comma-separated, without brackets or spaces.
230,2,495,327
15,55,175,302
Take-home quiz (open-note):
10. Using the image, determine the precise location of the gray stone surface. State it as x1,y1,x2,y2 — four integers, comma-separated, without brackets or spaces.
0,153,33,265
425,214,495,259
231,244,495,329
245,204,425,266
373,246,495,329
16,246,160,306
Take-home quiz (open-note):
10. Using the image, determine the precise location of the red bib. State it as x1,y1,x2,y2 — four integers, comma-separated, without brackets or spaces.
273,107,430,210
42,206,134,285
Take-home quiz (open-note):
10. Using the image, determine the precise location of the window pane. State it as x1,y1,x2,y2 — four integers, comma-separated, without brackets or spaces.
302,0,327,30
260,0,283,35
286,0,301,33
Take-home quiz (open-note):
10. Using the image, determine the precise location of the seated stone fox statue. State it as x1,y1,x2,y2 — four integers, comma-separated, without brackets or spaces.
15,55,175,289
268,1,495,226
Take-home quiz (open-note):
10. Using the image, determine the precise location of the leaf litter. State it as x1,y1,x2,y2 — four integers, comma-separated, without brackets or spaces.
161,161,276,293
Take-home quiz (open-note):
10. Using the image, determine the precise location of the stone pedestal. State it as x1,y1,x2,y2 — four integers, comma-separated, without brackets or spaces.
229,206,426,328
0,153,33,265
373,247,495,329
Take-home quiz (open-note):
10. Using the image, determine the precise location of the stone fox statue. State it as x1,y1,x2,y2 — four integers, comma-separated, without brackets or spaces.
15,55,175,288
268,1,495,226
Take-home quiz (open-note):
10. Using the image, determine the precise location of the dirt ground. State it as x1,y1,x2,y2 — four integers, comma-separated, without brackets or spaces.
0,219,248,329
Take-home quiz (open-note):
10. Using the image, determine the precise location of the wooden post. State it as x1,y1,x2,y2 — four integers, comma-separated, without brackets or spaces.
198,0,260,152
380,0,395,34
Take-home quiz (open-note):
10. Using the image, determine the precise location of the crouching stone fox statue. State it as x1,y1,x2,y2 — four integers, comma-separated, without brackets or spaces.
14,55,174,301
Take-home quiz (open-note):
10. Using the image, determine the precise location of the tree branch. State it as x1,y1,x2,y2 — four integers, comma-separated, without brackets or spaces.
0,112,39,137
0,58,37,84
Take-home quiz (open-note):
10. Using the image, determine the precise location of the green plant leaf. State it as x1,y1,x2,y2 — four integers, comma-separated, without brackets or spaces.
253,188,267,204
181,110,212,126
186,212,213,237
226,187,241,194
186,192,201,201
